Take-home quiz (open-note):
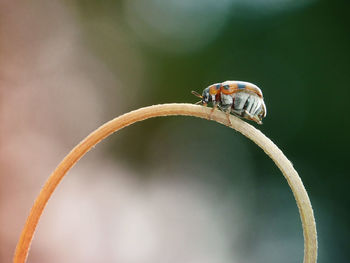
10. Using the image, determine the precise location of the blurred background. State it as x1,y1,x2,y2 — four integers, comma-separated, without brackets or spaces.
0,0,349,262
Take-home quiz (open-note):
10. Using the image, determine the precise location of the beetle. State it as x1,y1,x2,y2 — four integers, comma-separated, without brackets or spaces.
192,80,267,124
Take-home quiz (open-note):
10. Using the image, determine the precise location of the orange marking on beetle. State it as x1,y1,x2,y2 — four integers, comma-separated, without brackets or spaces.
209,85,221,95
244,85,263,98
221,82,263,98
221,83,238,95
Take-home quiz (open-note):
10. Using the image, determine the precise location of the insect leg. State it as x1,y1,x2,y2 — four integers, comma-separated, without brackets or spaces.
217,104,233,126
244,110,262,124
225,109,233,126
223,105,233,126
209,103,218,120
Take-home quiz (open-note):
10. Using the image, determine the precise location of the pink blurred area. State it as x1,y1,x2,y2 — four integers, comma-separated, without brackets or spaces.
0,2,247,262
0,1,115,262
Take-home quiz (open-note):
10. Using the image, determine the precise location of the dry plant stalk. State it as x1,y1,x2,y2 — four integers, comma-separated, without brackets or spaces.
13,103,317,263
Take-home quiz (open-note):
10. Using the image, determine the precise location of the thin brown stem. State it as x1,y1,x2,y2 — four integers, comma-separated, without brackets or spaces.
13,103,317,263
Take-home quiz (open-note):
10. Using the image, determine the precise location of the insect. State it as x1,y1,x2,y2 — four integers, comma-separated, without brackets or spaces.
192,80,267,124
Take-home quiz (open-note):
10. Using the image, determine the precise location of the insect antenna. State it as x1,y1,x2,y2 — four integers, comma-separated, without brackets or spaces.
191,90,203,99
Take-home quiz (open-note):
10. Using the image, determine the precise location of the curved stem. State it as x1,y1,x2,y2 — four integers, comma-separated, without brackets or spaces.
13,103,317,263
